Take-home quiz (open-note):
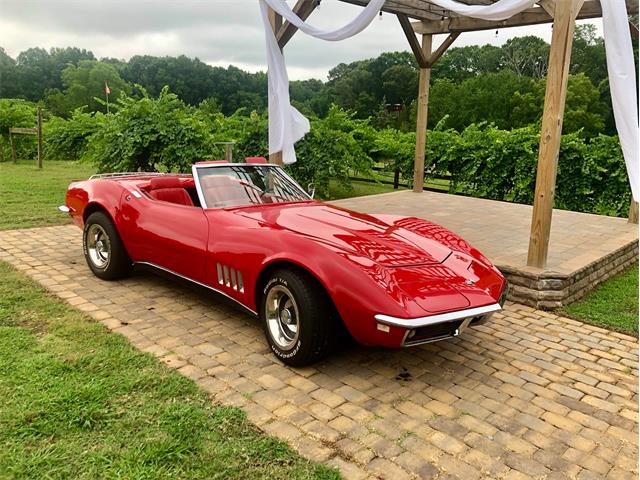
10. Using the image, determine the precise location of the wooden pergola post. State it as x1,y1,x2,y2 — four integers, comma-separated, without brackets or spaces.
527,0,584,269
268,7,284,166
629,200,639,224
413,34,432,193
399,15,457,193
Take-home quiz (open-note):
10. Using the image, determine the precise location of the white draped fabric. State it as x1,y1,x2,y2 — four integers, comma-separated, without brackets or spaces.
428,0,535,20
601,0,638,201
260,0,639,200
259,0,386,164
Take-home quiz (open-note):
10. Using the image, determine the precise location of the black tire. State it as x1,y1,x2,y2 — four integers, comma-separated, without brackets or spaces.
83,211,132,280
259,269,335,367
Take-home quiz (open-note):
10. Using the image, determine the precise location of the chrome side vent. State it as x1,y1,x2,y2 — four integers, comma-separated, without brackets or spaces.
216,263,223,285
216,262,244,293
230,268,237,290
237,271,244,293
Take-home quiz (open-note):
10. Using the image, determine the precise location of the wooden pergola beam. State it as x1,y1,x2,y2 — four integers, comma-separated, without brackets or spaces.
341,0,445,21
398,14,430,68
412,0,638,35
527,0,585,269
428,32,460,66
277,0,317,49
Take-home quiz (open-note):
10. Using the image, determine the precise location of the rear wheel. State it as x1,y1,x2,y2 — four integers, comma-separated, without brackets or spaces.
83,211,132,280
259,269,334,367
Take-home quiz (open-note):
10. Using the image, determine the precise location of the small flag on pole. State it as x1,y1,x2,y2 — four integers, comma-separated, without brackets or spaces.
104,82,111,94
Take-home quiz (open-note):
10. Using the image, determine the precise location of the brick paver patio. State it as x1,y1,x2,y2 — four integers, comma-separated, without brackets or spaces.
1,225,638,480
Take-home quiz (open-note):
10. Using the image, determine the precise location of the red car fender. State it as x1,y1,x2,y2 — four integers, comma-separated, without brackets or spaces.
254,238,420,346
66,180,126,229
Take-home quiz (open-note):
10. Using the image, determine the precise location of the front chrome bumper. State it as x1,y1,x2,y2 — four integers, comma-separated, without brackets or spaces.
374,303,502,329
374,303,502,347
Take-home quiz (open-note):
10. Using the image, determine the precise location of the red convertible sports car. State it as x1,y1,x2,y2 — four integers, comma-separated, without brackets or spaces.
61,158,508,366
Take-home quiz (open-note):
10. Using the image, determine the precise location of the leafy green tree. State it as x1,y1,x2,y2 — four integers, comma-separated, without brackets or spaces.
290,105,374,197
564,73,607,137
121,55,217,106
429,70,540,130
382,64,418,106
8,47,95,101
367,51,417,100
45,60,130,116
571,24,607,85
0,48,19,98
432,45,503,81
500,36,549,78
290,78,328,116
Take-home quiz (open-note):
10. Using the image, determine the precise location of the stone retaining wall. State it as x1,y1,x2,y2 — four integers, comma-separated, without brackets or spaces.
501,240,639,310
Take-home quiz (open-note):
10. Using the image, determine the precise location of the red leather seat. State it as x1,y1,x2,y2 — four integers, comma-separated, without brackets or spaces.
149,176,195,190
148,176,195,206
149,188,194,206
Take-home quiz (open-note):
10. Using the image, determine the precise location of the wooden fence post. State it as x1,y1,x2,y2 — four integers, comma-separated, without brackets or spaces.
224,143,233,163
10,133,16,164
37,106,43,169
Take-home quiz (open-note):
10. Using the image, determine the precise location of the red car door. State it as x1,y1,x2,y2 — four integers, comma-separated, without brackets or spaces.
120,196,209,284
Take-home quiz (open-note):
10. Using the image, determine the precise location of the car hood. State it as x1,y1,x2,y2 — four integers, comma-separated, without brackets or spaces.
236,203,451,267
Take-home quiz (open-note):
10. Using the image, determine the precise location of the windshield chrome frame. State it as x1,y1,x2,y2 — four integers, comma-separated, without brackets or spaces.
191,163,311,209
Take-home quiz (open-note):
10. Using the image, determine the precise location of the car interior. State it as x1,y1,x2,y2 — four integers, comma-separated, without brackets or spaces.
142,176,201,207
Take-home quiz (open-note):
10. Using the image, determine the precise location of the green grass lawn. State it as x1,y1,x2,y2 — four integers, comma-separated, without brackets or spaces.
0,261,338,479
560,265,639,336
0,160,95,230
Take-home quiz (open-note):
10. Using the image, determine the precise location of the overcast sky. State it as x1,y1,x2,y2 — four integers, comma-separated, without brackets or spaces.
0,0,601,80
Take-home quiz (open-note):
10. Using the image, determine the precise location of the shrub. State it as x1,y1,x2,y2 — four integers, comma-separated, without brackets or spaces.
85,87,215,173
289,106,374,198
44,109,106,160
210,109,268,161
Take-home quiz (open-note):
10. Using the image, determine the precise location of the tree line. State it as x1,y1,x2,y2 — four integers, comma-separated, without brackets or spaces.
0,89,631,217
0,24,629,137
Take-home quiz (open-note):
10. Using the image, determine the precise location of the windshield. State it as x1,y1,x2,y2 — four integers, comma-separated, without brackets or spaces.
194,164,310,208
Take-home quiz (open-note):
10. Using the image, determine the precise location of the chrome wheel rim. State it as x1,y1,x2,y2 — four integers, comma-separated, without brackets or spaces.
86,224,111,269
265,285,299,351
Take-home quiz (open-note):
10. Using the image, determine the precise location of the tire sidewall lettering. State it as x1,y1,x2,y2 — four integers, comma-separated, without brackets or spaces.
271,340,301,359
263,277,288,295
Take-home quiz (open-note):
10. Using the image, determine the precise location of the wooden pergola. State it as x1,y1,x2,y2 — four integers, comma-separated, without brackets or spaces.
267,0,639,269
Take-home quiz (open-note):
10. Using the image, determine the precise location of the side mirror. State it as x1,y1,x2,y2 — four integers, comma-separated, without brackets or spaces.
307,183,316,199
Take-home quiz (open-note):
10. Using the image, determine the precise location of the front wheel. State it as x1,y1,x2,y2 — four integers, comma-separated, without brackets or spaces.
259,269,334,367
83,211,132,280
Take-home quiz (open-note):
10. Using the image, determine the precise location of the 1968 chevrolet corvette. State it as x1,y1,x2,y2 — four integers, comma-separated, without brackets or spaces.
61,158,508,366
